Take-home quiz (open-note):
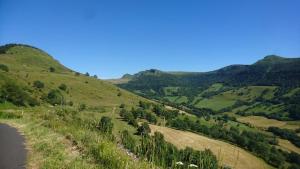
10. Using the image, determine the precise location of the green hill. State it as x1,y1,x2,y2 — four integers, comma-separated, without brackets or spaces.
115,56,300,121
0,44,154,169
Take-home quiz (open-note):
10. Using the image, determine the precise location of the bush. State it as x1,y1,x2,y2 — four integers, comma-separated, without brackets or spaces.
119,103,125,108
79,103,86,111
47,89,64,105
33,80,44,89
0,82,38,106
68,101,73,106
58,83,67,91
98,116,113,134
0,64,9,72
49,67,55,72
137,122,151,136
121,130,136,151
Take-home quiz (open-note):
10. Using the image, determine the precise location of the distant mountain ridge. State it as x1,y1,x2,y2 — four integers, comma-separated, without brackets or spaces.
117,55,300,89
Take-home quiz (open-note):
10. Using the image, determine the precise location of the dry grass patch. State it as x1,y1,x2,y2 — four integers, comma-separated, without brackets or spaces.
150,124,272,169
277,138,300,154
237,116,300,130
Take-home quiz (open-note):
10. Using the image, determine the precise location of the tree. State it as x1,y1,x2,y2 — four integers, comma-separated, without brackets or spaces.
93,75,98,79
33,80,44,89
98,116,113,134
58,83,67,91
49,67,55,72
85,72,90,76
137,122,151,136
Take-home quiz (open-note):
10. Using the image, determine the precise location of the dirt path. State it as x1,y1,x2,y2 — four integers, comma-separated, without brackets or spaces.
0,123,27,169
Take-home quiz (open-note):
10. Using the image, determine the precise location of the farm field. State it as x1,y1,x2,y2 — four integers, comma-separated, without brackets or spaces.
277,138,300,154
149,124,272,169
237,116,300,130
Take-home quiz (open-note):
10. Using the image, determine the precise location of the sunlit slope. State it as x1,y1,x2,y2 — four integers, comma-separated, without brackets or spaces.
149,124,273,169
0,44,146,108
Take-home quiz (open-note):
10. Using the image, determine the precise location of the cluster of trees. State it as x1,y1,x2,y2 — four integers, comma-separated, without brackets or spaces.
152,104,179,120
168,117,288,167
121,129,218,169
236,111,290,121
120,107,158,126
0,81,39,106
268,127,300,147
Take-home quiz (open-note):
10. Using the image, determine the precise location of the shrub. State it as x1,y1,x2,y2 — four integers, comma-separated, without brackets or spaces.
58,83,67,91
68,101,73,106
121,130,136,151
33,80,44,89
0,64,9,72
137,122,151,136
79,103,86,111
0,82,38,106
49,67,55,72
47,89,64,105
98,116,113,134
119,103,125,108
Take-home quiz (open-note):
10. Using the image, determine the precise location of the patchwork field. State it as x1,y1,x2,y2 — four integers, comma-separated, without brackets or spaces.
277,138,300,154
237,116,300,130
149,125,272,169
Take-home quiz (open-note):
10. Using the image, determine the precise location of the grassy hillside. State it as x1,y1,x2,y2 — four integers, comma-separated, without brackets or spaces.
0,44,154,169
0,44,220,169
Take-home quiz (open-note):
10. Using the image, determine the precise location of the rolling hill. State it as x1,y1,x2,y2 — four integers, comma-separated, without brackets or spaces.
114,56,300,121
0,44,153,169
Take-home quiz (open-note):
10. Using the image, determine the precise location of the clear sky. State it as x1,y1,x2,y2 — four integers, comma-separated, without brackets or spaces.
1,0,300,79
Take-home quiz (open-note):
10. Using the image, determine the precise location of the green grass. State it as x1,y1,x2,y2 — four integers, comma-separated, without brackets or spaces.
0,45,154,169
192,85,277,111
195,97,236,111
164,96,188,104
0,107,152,169
163,86,179,96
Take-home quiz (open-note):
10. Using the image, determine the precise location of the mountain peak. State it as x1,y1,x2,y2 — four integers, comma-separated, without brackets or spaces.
254,55,286,65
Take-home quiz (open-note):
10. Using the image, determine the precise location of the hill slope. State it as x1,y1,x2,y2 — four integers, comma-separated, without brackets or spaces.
114,56,300,121
0,44,153,169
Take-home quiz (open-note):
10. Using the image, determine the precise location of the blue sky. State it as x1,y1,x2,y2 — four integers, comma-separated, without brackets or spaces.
1,0,300,79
